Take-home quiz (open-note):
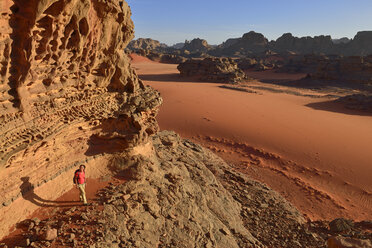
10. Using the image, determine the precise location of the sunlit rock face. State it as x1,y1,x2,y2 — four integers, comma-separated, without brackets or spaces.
0,0,161,238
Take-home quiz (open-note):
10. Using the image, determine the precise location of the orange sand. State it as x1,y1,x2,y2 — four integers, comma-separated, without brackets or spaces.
132,56,372,221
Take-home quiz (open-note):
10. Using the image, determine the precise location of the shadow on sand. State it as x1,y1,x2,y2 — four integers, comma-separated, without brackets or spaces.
20,177,80,208
305,100,372,117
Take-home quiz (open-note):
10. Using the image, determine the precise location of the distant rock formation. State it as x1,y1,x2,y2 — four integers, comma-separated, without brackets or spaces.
177,58,247,83
212,31,268,56
182,38,210,52
128,38,168,51
213,31,372,57
128,30,372,59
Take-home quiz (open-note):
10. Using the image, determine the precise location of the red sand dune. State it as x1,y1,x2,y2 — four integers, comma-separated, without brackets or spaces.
133,55,372,221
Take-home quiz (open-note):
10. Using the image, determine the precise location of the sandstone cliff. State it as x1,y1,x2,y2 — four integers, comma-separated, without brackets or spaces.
0,0,161,238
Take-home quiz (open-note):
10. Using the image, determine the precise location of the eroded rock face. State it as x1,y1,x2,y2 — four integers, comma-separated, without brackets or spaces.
177,58,247,83
0,0,161,238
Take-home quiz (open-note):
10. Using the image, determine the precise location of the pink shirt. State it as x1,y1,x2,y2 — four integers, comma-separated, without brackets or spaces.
76,170,85,184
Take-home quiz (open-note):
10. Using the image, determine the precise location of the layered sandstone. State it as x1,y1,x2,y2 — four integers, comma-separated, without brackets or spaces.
0,0,161,238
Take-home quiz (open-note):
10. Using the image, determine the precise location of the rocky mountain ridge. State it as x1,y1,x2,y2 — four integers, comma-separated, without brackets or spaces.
131,30,372,57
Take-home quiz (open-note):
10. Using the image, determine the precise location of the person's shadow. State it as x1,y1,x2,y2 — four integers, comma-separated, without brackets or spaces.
20,177,79,208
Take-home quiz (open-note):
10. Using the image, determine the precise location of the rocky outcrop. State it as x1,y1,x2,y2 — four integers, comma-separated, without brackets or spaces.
128,38,168,51
0,0,161,238
182,38,210,52
177,58,248,83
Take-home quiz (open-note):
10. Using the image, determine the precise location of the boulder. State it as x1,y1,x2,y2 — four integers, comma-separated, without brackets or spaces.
41,227,58,241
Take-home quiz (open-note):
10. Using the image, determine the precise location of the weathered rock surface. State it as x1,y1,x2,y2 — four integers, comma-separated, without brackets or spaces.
177,58,248,83
0,0,161,238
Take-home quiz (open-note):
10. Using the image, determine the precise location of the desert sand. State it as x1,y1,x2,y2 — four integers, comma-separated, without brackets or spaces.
131,54,372,221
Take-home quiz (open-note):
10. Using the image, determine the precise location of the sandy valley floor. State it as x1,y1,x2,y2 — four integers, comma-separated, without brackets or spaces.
131,54,372,221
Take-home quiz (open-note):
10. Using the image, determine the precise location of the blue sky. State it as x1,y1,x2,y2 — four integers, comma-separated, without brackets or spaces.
126,0,372,45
